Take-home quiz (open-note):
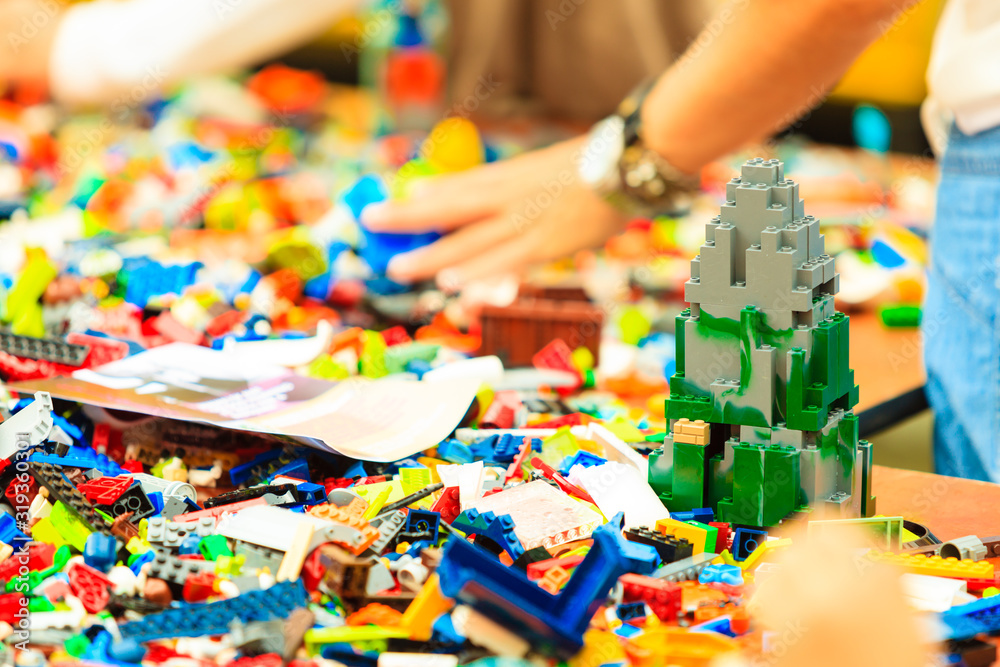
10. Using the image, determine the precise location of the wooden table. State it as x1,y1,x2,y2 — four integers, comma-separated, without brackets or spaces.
875,465,1000,542
849,312,925,413
848,311,927,436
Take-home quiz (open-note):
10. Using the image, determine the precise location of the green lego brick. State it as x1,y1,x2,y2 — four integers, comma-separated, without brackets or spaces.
707,452,733,510
687,520,717,553
648,445,673,499
669,441,708,511
719,443,765,526
675,309,688,375
761,445,800,526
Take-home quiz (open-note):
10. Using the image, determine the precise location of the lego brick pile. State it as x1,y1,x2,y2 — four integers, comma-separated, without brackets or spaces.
0,389,998,667
0,63,981,667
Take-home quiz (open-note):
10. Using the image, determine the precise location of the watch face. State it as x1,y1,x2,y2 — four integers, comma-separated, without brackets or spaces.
577,116,625,193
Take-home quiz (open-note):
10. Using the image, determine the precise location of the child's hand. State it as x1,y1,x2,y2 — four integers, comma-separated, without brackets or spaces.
360,137,629,290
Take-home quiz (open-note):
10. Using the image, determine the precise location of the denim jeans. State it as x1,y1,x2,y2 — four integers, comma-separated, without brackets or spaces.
924,123,1000,482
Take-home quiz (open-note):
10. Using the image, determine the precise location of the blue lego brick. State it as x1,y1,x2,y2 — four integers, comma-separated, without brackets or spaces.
83,533,118,573
691,615,737,637
147,492,164,515
343,174,440,276
292,482,326,506
670,508,715,524
82,630,143,667
405,510,440,536
437,513,657,658
229,449,284,486
0,513,29,548
431,612,465,646
405,358,432,379
342,460,367,480
612,623,643,640
128,550,156,575
732,528,767,561
616,601,647,621
558,451,607,476
271,458,311,482
123,259,202,308
941,596,1000,641
30,445,126,477
452,509,524,561
343,174,387,220
118,580,309,642
435,439,474,464
488,435,542,464
698,563,743,587
52,416,85,446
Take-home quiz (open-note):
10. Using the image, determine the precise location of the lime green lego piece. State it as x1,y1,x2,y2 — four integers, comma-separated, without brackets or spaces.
618,306,651,346
384,342,439,374
29,597,55,612
538,427,579,466
307,354,351,380
360,330,388,378
64,634,91,657
6,251,57,328
199,534,233,561
399,467,431,496
687,520,717,553
603,418,646,443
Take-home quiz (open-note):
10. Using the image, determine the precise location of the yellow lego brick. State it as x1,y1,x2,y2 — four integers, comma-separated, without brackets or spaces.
867,551,995,580
655,517,709,556
304,625,409,653
401,573,454,641
742,538,792,570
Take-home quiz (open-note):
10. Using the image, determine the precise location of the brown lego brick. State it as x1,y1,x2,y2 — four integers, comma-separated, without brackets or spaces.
479,298,603,367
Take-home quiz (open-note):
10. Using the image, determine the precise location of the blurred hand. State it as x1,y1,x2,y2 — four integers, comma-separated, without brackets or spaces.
360,137,630,291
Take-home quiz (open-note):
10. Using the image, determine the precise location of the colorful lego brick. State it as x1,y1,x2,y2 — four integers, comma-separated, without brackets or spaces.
619,573,682,621
624,526,694,564
451,509,524,561
655,518,710,556
673,419,710,446
732,528,768,561
866,551,995,581
437,516,657,658
118,580,309,642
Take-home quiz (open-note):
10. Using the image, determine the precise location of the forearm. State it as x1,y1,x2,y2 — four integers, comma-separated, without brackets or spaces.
0,0,65,85
49,0,362,106
642,0,921,173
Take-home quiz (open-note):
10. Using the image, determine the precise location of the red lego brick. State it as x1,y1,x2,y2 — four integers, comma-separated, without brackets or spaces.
620,573,681,622
709,522,731,554
77,476,133,505
431,487,461,524
183,571,218,603
68,562,112,614
526,554,586,581
0,593,27,625
4,474,37,508
380,326,412,347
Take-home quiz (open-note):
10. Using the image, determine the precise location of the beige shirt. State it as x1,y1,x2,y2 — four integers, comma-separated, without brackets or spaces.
447,0,715,123
926,0,1000,135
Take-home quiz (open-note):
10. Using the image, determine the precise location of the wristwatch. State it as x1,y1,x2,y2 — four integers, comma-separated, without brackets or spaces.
577,80,700,218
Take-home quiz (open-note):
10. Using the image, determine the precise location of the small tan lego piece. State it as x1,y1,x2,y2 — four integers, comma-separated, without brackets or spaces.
673,418,710,446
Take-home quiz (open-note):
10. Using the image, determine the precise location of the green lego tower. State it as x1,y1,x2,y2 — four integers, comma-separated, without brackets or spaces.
649,158,875,527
